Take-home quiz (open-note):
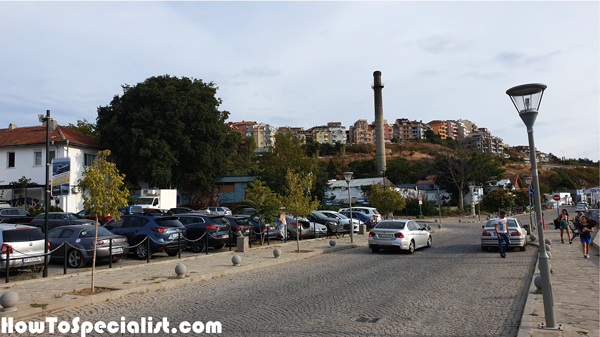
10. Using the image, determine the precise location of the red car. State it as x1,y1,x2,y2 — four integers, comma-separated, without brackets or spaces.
77,210,114,225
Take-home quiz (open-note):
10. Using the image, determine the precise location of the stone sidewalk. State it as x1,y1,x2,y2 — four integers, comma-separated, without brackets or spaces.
517,212,599,337
0,234,371,319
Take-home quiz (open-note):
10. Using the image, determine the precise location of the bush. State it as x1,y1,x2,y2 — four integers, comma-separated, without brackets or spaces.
400,197,438,216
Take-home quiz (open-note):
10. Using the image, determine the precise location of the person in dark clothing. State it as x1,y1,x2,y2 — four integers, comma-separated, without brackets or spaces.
577,216,596,259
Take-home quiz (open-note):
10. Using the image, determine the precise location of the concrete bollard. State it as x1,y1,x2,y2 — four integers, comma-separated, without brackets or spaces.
530,234,537,242
237,236,249,253
545,244,551,252
0,291,19,312
545,238,552,245
534,276,542,290
329,240,336,247
273,248,281,258
438,224,442,229
175,264,187,277
358,225,367,235
232,255,241,266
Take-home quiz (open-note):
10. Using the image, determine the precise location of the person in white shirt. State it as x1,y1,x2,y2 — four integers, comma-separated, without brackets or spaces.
495,210,510,258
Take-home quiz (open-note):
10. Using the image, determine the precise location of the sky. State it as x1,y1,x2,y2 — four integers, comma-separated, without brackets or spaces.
1,1,598,161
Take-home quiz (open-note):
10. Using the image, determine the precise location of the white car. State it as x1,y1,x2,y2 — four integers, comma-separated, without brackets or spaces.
481,218,527,251
339,207,382,223
575,204,588,212
368,220,432,253
317,210,361,232
199,206,232,216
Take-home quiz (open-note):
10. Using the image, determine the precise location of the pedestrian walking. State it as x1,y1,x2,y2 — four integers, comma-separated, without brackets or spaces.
577,216,596,259
277,211,287,240
557,209,572,244
495,210,510,258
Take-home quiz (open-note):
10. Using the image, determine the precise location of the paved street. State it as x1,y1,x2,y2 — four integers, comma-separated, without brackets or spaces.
22,220,537,337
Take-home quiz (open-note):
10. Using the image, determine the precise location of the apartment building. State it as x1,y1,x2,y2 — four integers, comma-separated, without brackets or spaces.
411,120,432,140
427,120,449,139
309,123,347,145
446,120,459,140
277,126,306,143
463,129,504,156
393,118,413,141
252,123,277,153
227,121,256,144
348,119,374,145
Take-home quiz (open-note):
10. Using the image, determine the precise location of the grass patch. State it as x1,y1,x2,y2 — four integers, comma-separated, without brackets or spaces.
64,287,115,296
30,303,48,310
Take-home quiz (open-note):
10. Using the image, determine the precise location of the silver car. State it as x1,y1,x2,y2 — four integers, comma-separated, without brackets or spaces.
285,215,327,239
481,218,527,251
0,224,46,270
318,210,361,232
368,220,431,253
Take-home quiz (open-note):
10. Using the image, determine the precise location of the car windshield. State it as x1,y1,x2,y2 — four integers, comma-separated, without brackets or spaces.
312,211,329,219
375,221,405,229
80,227,114,237
335,213,349,219
485,219,519,228
154,218,183,227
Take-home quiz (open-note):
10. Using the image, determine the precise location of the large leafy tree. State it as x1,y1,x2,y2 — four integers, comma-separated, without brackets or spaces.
482,188,515,212
67,119,98,139
77,150,129,293
258,133,313,196
431,146,505,210
96,75,239,190
280,170,320,252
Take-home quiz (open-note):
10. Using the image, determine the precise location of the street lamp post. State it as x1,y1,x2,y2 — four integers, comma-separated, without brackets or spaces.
524,177,533,235
38,110,52,278
560,151,565,166
468,182,476,219
507,83,561,330
343,172,354,244
437,186,442,226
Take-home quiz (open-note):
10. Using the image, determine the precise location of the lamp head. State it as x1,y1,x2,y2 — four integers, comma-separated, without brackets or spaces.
506,83,547,128
524,177,532,185
342,172,353,182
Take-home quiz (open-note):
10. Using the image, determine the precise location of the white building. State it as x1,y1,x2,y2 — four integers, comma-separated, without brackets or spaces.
0,122,105,212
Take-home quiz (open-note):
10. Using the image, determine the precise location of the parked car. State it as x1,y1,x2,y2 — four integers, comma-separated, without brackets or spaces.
30,212,95,233
285,214,327,239
368,220,432,253
224,216,256,243
338,211,375,229
317,210,361,232
237,215,283,241
168,207,195,214
339,207,381,223
176,214,230,253
0,208,36,224
236,208,256,216
103,215,186,259
199,207,232,216
575,204,589,212
118,205,144,215
76,210,113,225
481,218,527,251
48,225,129,268
0,224,46,270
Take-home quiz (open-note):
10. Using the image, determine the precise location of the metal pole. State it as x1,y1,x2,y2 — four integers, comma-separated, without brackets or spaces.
108,239,113,269
348,181,353,244
43,110,50,278
438,187,442,225
63,242,68,274
529,128,558,329
477,188,481,221
5,247,10,283
146,236,150,263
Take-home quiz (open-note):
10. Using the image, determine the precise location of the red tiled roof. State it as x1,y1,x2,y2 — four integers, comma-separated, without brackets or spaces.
0,125,103,149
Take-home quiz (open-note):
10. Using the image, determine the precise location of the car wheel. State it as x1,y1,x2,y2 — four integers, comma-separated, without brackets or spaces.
135,244,149,260
68,249,86,268
407,240,415,254
370,246,380,253
189,239,206,253
287,230,294,239
165,250,179,256
481,245,488,251
426,236,432,248
212,244,224,250
520,240,527,251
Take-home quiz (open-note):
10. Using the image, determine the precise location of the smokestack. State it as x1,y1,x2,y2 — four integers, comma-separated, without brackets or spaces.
373,71,386,174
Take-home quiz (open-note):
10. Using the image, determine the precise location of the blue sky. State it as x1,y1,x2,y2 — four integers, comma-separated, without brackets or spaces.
1,1,598,161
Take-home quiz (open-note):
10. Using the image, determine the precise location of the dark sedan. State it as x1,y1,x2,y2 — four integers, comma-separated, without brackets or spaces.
30,212,95,232
0,207,36,224
104,215,186,259
176,214,230,253
48,225,129,268
224,216,256,244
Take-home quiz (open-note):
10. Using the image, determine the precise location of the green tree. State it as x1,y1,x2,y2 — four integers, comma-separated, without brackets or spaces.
243,136,257,163
77,150,130,293
280,170,320,252
244,180,281,244
96,75,240,190
258,134,313,196
431,147,504,210
512,189,529,207
367,183,406,219
9,176,36,206
482,189,514,212
404,197,438,216
66,119,98,139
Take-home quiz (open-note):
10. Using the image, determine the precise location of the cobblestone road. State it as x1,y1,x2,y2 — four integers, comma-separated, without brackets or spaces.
22,222,537,336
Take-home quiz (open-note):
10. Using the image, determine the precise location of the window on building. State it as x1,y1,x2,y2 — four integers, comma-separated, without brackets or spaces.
34,151,42,166
219,184,235,193
49,150,56,161
84,153,96,167
7,152,15,168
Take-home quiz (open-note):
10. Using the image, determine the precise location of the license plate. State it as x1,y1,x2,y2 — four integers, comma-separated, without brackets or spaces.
168,233,181,240
379,234,393,238
222,235,229,239
22,257,42,263
111,248,123,254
